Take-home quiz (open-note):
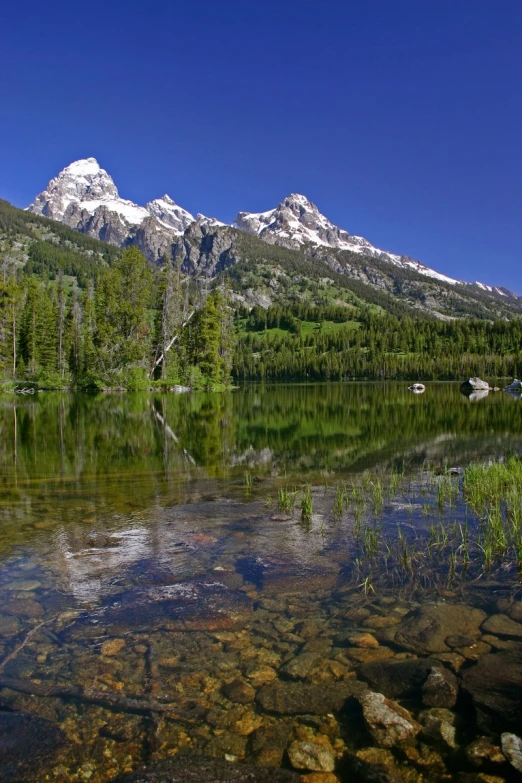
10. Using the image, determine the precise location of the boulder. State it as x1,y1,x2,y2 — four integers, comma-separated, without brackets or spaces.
461,378,490,392
113,757,301,782
358,691,421,748
418,708,457,749
503,379,522,393
0,712,67,782
462,648,522,732
421,666,458,708
386,604,486,654
257,679,367,715
63,580,253,639
280,652,321,680
501,733,522,773
358,657,441,698
288,740,336,772
222,679,256,705
465,737,505,767
236,556,338,594
481,614,522,638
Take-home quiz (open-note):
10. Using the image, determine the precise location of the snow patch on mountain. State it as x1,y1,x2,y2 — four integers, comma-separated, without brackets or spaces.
145,195,194,233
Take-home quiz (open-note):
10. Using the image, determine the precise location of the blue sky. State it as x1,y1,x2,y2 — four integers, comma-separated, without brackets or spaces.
1,0,521,290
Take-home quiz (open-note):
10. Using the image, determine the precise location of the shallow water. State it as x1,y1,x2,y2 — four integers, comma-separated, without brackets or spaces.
0,384,521,782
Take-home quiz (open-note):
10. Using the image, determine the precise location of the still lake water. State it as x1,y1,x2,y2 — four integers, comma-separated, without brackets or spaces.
0,383,521,782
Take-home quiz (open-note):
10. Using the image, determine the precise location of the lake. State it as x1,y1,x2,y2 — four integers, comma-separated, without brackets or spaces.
0,383,521,782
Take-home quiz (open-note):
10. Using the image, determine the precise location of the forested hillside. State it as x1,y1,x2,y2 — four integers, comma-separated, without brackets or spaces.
0,197,520,388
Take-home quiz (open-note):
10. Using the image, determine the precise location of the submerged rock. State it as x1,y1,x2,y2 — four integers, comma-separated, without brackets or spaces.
113,757,301,781
280,652,321,680
482,614,522,638
63,580,253,639
288,739,336,772
465,737,505,767
236,556,338,594
501,733,522,773
418,708,457,749
462,648,522,732
358,691,421,748
0,711,67,782
358,657,440,699
385,604,486,654
421,666,458,708
257,679,367,715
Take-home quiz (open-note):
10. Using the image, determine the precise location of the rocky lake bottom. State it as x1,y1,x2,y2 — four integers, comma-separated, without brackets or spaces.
1,385,522,782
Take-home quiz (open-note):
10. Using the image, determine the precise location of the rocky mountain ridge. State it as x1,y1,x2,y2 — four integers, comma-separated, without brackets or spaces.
25,158,519,317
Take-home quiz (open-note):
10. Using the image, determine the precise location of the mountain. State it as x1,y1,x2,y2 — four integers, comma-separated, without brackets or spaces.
24,158,521,319
27,158,198,262
234,193,499,289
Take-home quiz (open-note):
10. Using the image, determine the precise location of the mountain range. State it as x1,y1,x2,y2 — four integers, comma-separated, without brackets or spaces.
20,158,522,319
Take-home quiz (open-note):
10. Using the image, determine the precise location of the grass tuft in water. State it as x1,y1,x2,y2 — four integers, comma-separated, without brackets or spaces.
301,485,313,522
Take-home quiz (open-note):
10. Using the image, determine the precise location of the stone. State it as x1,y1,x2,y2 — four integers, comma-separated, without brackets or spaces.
482,614,522,638
358,657,440,698
496,600,522,623
503,379,522,392
113,757,301,781
8,579,42,591
462,648,522,732
222,678,256,704
419,708,457,749
244,663,278,687
101,637,126,656
422,666,458,708
402,744,445,769
359,691,421,748
446,634,477,648
301,775,339,783
465,737,505,767
388,604,486,654
257,679,367,715
461,378,490,392
251,720,293,767
237,556,339,595
0,712,67,783
501,733,522,773
0,614,21,637
288,740,336,772
64,580,253,639
345,647,394,664
280,652,321,679
2,599,44,618
346,633,379,648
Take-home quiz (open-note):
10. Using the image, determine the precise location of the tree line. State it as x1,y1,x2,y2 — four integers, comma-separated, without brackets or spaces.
0,248,234,389
234,304,522,381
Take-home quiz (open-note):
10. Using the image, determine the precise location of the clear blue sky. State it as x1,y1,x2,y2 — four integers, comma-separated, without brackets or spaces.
1,0,521,290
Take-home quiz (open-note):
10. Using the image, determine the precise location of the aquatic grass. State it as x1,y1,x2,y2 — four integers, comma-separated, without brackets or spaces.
278,486,294,513
244,470,252,491
333,483,346,518
301,485,313,522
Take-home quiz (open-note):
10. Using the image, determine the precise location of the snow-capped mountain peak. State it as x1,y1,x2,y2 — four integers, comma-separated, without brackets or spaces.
27,158,198,255
145,195,194,232
234,193,462,285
